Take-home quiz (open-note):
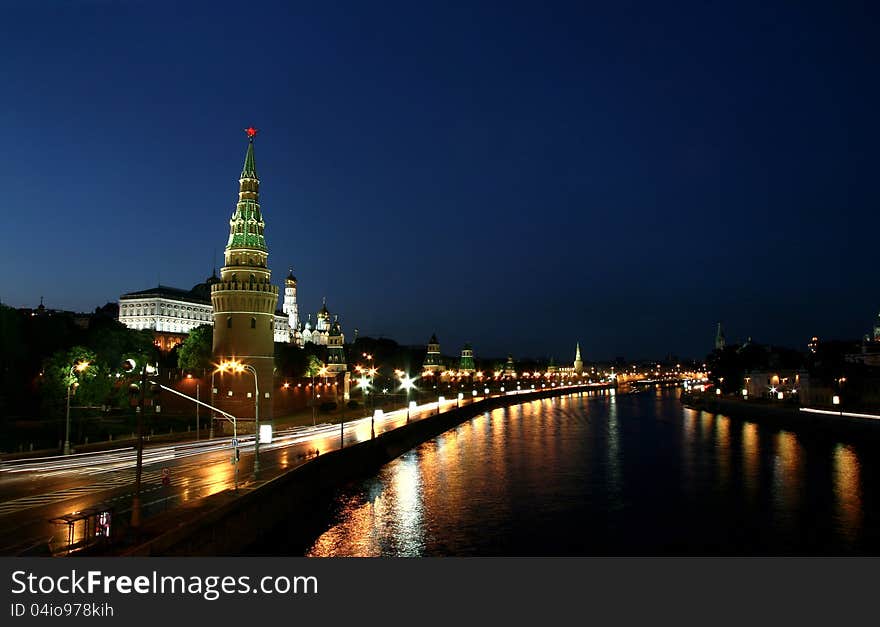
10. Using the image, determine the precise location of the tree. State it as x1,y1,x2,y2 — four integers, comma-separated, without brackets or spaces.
178,325,213,372
0,305,25,409
86,317,154,369
39,346,101,417
305,354,325,378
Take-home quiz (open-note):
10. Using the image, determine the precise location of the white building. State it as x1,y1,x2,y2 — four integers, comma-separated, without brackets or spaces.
119,274,293,348
119,272,341,349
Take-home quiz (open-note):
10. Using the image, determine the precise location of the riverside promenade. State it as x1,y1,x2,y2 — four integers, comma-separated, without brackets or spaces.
107,384,609,556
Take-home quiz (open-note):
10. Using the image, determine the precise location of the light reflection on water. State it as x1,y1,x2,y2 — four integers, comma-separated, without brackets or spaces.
304,390,877,556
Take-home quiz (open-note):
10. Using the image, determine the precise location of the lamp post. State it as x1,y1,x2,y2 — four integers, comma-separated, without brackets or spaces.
219,359,261,477
209,371,216,438
186,373,200,441
362,353,375,411
311,371,316,427
400,373,417,423
64,361,90,455
124,358,155,531
160,380,240,491
317,365,329,423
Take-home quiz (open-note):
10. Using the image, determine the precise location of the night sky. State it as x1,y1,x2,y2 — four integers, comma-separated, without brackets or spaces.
3,1,878,362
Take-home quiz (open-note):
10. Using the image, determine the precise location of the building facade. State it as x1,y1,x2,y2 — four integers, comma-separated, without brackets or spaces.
119,278,293,349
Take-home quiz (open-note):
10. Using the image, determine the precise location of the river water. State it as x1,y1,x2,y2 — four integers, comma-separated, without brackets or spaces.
302,389,880,556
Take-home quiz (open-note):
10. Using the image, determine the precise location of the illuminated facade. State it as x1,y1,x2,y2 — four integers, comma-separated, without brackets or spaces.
574,342,584,374
211,130,278,422
744,371,808,400
119,278,293,347
282,268,303,346
504,354,517,377
297,299,334,346
422,334,443,373
326,315,347,373
119,283,214,335
460,343,475,373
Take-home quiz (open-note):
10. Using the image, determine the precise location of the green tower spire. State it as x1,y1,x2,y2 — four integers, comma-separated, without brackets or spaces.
227,128,267,251
241,138,257,178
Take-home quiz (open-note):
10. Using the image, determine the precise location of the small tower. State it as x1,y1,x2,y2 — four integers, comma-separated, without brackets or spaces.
423,333,443,374
316,298,330,330
460,343,476,373
573,342,584,374
547,357,558,374
326,315,347,373
315,298,331,345
504,354,517,377
715,322,726,351
283,267,300,343
302,314,313,344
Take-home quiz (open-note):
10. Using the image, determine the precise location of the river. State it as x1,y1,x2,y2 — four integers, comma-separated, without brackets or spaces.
300,388,880,556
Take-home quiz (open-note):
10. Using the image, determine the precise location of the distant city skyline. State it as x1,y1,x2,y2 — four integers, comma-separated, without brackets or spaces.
3,1,878,361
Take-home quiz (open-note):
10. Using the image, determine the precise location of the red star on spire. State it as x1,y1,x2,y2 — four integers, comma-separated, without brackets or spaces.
245,126,258,138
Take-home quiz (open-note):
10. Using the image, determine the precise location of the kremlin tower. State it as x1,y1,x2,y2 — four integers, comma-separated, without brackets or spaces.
422,334,443,374
460,343,476,373
211,128,279,425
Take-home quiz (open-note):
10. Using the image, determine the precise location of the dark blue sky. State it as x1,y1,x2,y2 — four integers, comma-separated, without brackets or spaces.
3,1,878,361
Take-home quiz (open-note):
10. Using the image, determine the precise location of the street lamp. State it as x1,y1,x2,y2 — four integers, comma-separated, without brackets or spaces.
218,359,261,477
399,373,417,422
185,374,200,441
368,366,377,410
121,357,157,530
64,360,90,455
